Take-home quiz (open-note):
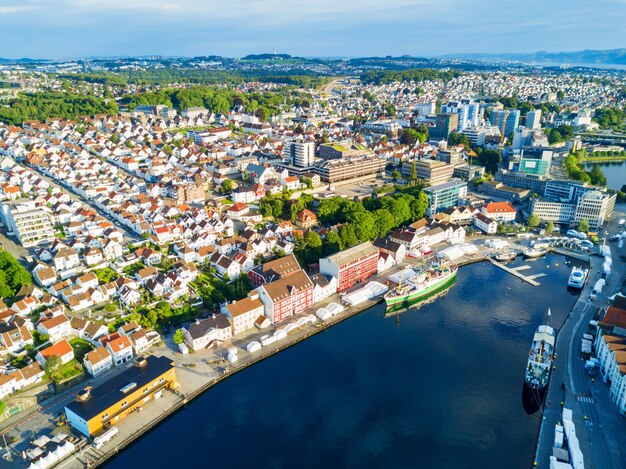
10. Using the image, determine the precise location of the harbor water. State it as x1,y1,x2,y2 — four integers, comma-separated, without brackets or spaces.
105,254,579,469
584,160,626,191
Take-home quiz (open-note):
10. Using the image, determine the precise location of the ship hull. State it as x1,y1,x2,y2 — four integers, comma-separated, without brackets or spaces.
384,270,457,307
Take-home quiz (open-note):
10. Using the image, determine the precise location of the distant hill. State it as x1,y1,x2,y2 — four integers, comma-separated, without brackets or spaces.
242,54,293,61
445,48,626,66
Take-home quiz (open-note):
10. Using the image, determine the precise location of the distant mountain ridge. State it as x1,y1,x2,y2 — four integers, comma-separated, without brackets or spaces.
445,48,626,65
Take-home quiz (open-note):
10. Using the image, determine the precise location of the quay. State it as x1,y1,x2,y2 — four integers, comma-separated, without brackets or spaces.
488,258,541,286
76,296,386,467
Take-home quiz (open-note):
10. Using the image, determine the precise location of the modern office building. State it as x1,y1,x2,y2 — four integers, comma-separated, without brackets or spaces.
402,159,454,185
518,148,553,176
525,110,541,130
414,101,436,116
318,142,369,160
282,140,315,167
64,356,177,438
440,99,480,131
494,170,549,195
435,150,463,165
453,164,485,181
430,113,459,140
529,190,615,229
574,191,616,229
424,179,468,215
314,155,385,183
478,181,530,202
0,199,55,247
490,109,520,139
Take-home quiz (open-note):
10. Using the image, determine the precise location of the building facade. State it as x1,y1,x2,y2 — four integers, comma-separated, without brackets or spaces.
424,179,468,215
64,356,177,437
319,242,379,292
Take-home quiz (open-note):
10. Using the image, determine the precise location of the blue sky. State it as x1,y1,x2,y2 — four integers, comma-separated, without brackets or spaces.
1,0,625,58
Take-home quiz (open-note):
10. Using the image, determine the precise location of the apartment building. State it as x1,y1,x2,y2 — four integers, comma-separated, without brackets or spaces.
0,199,55,247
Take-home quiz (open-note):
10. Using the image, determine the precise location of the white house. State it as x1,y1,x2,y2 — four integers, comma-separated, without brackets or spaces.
183,315,233,351
37,314,72,343
474,213,497,234
83,347,113,377
223,292,264,335
310,273,337,304
106,335,134,366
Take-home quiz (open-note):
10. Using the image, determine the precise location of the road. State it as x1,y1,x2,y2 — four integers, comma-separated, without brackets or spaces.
25,164,139,243
0,361,137,459
534,203,626,468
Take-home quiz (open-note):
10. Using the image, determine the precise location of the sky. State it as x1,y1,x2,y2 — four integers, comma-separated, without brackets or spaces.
1,0,626,58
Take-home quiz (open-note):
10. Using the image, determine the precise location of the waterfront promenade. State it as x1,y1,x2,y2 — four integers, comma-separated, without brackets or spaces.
1,232,619,468
533,207,626,469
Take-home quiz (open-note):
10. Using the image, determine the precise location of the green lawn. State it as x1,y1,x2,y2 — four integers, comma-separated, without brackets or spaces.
69,338,93,362
50,359,84,382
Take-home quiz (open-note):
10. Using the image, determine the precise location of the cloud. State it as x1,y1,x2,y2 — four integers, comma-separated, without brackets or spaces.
0,5,33,14
0,0,624,58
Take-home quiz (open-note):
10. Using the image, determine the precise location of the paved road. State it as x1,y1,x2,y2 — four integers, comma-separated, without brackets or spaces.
0,361,137,459
535,204,626,468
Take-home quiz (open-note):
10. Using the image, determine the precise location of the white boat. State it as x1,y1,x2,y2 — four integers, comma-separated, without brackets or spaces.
495,250,517,262
567,266,588,290
523,248,547,259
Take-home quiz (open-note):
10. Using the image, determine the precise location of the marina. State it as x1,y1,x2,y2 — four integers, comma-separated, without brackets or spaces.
488,258,545,286
103,255,579,469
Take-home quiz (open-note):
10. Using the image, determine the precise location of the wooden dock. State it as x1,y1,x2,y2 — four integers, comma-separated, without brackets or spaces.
488,258,541,286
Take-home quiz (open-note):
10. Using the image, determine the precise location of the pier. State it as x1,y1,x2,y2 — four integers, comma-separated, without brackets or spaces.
488,258,543,286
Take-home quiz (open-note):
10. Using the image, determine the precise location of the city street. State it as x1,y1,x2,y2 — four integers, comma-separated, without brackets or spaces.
534,204,626,468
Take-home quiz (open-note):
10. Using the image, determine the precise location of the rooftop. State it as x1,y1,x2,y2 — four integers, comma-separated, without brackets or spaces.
65,355,174,422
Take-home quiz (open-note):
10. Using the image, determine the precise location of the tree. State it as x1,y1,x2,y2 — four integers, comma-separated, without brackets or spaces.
110,133,120,144
587,165,607,186
448,132,471,151
323,231,342,255
545,221,555,233
339,225,358,248
527,214,540,228
408,160,417,185
476,148,502,175
577,219,590,233
374,209,395,237
304,231,322,249
400,128,419,146
391,170,401,181
173,329,185,345
409,191,429,221
44,355,61,379
347,210,378,242
221,179,234,195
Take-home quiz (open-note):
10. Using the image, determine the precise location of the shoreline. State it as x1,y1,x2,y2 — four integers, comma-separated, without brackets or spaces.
92,257,493,466
90,296,384,467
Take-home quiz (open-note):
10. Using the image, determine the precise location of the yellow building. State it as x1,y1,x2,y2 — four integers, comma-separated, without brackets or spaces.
64,355,177,437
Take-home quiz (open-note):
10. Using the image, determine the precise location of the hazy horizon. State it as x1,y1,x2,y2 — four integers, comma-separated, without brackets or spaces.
1,0,625,59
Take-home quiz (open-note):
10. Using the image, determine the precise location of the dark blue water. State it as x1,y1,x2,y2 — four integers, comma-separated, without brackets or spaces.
105,255,578,469
584,161,626,191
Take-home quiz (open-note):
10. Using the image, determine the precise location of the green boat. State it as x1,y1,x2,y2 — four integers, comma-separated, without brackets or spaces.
384,264,458,307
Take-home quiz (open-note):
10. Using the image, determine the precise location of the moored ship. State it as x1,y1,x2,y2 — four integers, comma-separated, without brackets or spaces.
384,263,458,307
495,250,517,262
567,266,589,290
524,311,555,391
523,247,548,259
